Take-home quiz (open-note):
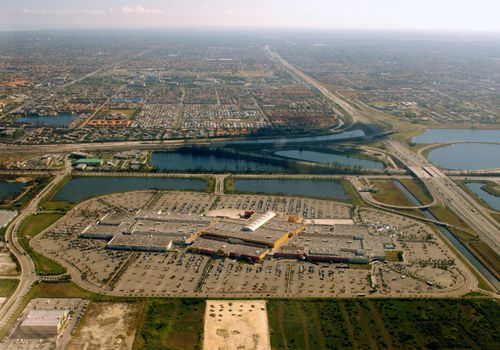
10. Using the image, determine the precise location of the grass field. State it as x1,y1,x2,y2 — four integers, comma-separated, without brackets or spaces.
204,176,215,193
267,299,500,350
371,180,414,207
2,280,500,350
398,178,433,205
97,108,138,119
133,299,204,350
18,213,63,239
0,279,18,297
39,176,73,211
17,213,66,275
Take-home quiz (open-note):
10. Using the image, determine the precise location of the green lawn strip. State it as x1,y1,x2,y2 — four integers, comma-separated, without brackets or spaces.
371,180,415,207
224,177,234,194
0,279,19,297
133,298,204,350
18,213,63,239
338,179,364,207
428,205,473,234
481,182,500,196
39,175,72,211
398,178,434,205
17,213,66,275
204,176,215,193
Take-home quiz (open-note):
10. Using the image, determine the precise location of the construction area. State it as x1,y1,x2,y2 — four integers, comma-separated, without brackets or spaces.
204,300,271,350
30,190,474,298
68,302,142,350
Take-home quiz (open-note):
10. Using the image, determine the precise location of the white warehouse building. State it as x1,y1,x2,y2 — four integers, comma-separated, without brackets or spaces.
20,309,68,337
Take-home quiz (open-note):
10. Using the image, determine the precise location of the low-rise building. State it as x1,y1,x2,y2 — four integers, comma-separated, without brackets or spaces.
20,309,68,338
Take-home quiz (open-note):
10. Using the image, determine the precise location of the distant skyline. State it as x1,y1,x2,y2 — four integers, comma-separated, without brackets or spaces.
1,0,500,32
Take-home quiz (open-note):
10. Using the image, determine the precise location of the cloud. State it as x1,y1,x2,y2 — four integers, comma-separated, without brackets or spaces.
12,5,164,16
121,5,164,15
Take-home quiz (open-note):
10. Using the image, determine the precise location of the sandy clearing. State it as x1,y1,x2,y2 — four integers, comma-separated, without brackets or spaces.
68,302,142,350
0,253,18,275
204,300,271,350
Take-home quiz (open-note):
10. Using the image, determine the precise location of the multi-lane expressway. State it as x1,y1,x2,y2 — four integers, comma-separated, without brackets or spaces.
386,139,500,254
266,46,499,289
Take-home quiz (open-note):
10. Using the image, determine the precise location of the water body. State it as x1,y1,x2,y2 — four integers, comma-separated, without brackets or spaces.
224,129,366,145
0,181,25,201
152,151,288,172
275,149,384,169
16,113,76,126
465,182,500,211
412,128,500,144
428,143,500,170
54,177,206,203
233,179,349,201
393,180,499,289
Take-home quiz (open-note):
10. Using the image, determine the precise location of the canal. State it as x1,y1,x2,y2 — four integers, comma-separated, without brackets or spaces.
393,180,499,289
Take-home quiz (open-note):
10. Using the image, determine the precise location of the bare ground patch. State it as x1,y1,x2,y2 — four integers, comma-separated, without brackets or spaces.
204,300,271,350
68,302,142,350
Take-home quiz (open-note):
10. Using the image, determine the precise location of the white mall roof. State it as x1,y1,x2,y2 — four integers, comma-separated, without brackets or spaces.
243,211,276,232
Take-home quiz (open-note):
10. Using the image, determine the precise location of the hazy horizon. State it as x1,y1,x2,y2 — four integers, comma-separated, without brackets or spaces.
1,0,499,32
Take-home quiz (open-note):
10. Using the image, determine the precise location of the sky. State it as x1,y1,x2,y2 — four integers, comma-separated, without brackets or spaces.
1,0,500,32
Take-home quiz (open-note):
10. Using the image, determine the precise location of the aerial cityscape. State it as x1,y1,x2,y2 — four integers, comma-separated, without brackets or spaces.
0,1,499,349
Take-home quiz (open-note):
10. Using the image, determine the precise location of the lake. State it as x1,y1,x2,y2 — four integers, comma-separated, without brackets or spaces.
233,179,349,201
223,129,366,145
465,182,500,211
152,151,289,172
412,128,500,144
54,177,206,202
16,113,77,126
0,181,26,201
275,149,384,169
428,143,500,170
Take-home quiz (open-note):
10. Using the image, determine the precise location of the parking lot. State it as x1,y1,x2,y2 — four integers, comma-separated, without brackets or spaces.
31,190,472,298
1,298,89,350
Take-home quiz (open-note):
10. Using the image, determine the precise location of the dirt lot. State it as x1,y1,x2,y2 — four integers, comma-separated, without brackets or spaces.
204,300,271,350
0,253,18,275
68,302,142,350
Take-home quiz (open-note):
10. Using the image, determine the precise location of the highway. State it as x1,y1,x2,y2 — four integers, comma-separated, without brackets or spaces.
267,46,499,289
386,139,500,255
0,46,498,328
265,45,366,128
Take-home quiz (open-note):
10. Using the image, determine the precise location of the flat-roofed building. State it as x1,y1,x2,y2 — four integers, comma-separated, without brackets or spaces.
191,213,304,261
276,224,386,263
20,309,68,338
200,217,303,250
107,234,173,252
189,237,269,261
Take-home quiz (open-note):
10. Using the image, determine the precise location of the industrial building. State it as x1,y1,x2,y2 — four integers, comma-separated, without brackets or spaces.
188,212,304,262
73,158,103,166
20,309,68,338
274,224,387,263
80,210,211,252
80,208,389,264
